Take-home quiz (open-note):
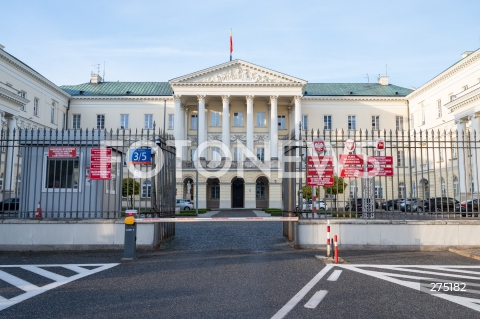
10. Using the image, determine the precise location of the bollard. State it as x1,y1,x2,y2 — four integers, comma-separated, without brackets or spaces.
123,215,137,259
326,220,331,257
334,235,339,264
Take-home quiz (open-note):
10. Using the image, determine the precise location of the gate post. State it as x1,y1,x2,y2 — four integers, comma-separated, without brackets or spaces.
123,214,137,259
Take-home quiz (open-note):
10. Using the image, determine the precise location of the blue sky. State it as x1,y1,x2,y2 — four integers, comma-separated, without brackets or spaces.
2,0,479,89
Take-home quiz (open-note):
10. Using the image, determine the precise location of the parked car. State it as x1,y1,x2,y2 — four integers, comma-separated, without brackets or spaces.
176,199,194,210
422,197,462,212
460,200,479,217
382,199,402,211
400,199,426,212
296,199,328,211
345,198,379,212
0,197,19,213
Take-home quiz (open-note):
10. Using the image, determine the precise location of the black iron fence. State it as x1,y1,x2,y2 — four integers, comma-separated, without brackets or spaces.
292,128,480,220
0,128,175,219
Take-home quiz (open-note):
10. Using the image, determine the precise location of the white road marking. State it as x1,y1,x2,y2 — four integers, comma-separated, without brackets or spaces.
271,264,333,319
0,263,119,312
327,270,342,281
304,290,328,309
336,265,480,313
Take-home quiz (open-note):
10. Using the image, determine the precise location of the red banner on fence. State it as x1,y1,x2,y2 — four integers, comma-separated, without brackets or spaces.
307,156,334,165
339,154,364,165
307,177,334,186
48,147,77,158
367,156,393,165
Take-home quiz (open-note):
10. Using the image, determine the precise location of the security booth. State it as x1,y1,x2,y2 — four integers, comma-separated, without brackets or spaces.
18,129,122,218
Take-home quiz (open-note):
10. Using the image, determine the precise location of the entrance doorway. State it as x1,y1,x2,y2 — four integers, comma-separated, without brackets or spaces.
232,178,244,208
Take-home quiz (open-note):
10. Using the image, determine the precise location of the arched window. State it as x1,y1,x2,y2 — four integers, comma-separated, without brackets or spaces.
211,181,220,199
141,180,152,198
453,176,459,198
441,178,446,196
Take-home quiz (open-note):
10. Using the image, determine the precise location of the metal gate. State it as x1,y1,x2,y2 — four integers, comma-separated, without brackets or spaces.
0,127,176,224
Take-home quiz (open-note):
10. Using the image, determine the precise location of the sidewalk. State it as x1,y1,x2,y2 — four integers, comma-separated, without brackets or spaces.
448,248,480,261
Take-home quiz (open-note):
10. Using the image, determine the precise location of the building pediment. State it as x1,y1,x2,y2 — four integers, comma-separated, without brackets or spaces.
169,60,307,86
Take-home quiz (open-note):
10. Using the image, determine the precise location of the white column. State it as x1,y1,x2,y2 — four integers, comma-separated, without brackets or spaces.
181,106,188,161
269,95,278,159
197,95,206,158
222,95,230,158
246,95,254,156
173,95,182,144
294,95,302,139
4,116,17,195
456,119,467,194
470,114,480,192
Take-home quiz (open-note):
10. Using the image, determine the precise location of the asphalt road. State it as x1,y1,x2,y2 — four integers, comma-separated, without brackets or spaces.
0,209,479,318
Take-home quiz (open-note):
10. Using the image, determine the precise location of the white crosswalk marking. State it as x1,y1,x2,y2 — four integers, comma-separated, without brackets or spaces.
0,263,119,311
304,290,328,309
327,270,342,281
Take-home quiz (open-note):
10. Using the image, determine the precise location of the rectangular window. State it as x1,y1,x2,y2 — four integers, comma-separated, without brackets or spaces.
190,149,196,161
348,115,356,130
120,114,129,129
191,114,198,129
145,114,153,129
19,91,26,111
233,147,243,161
256,112,266,127
397,150,405,167
233,112,243,126
34,98,39,116
141,181,152,198
372,116,380,131
211,111,220,127
256,148,265,161
211,184,220,199
421,108,425,125
97,114,105,129
324,115,332,130
211,147,221,161
168,114,174,130
395,116,404,131
437,100,442,118
374,184,383,199
302,115,308,131
72,114,81,129
278,115,286,129
51,101,56,124
45,157,79,190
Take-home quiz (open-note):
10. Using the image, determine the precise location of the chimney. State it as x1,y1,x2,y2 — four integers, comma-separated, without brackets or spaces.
90,74,103,84
461,51,473,59
378,76,389,86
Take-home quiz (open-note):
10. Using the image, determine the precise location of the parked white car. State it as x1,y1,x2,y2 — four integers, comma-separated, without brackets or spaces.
296,199,328,211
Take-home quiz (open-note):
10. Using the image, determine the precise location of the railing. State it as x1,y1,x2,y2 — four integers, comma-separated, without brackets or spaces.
290,128,480,220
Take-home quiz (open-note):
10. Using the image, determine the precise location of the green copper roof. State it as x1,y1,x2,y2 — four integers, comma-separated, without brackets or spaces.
304,83,413,97
60,82,173,96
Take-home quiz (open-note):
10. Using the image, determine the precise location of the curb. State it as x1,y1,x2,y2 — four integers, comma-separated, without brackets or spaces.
448,248,480,261
315,255,348,264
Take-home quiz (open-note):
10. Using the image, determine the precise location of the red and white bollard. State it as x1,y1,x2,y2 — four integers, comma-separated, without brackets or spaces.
334,235,339,264
35,201,42,219
326,220,331,257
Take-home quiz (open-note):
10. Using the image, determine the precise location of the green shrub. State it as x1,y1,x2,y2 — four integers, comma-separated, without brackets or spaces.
270,212,283,216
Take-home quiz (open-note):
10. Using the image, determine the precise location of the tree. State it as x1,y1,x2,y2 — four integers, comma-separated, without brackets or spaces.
299,185,319,199
122,178,140,208
323,176,347,210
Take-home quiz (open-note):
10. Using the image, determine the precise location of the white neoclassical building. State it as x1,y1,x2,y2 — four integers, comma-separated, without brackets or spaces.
2,42,480,208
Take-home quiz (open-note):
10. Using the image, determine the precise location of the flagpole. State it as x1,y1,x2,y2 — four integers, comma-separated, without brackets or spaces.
230,28,233,61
